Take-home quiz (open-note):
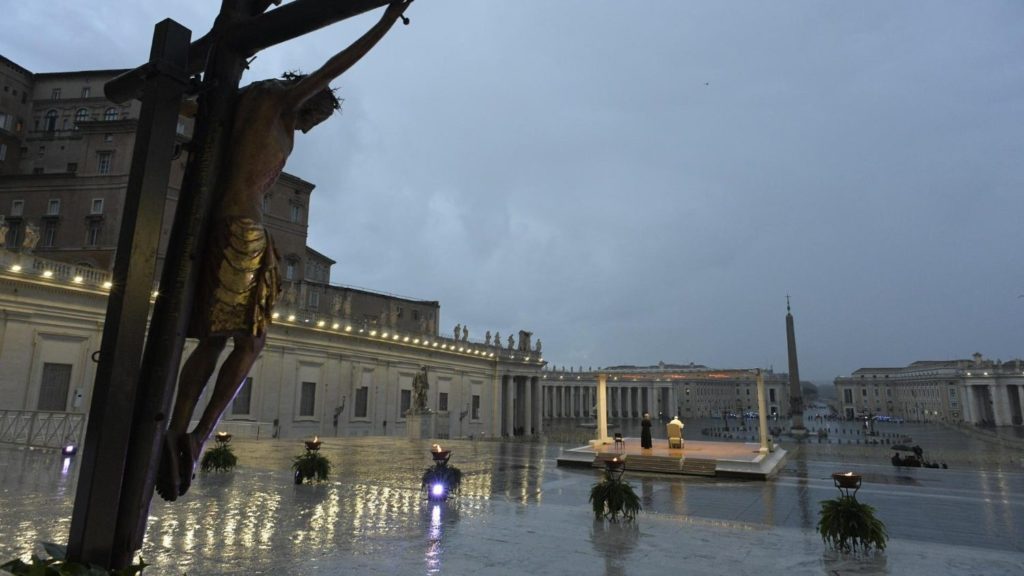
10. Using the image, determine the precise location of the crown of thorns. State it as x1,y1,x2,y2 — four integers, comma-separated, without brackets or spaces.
282,71,342,110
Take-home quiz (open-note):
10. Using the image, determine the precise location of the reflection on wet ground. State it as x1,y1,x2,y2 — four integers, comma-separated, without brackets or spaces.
0,413,1021,575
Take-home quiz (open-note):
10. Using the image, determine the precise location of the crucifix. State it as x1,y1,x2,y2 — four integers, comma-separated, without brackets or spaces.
67,0,415,569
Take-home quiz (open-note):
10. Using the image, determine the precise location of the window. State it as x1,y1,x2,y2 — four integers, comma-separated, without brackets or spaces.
104,107,118,121
232,377,252,416
81,87,91,98
397,306,403,319
51,88,61,101
769,388,776,402
290,203,302,223
354,386,369,418
74,108,88,128
176,119,185,135
42,221,57,247
38,363,72,411
90,198,103,214
308,289,319,308
261,194,271,212
472,394,481,420
104,133,112,143
438,392,449,412
46,199,60,216
0,143,6,162
299,381,316,417
861,389,867,397
285,261,295,281
400,389,411,416
97,151,112,174
412,310,420,321
44,110,58,131
0,112,9,130
11,199,23,216
86,222,102,246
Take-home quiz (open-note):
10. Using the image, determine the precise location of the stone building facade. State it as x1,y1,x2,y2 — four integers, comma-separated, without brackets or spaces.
541,362,792,422
833,354,1024,426
0,55,439,339
0,248,544,441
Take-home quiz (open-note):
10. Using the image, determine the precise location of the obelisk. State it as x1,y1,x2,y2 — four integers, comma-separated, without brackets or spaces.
786,296,807,435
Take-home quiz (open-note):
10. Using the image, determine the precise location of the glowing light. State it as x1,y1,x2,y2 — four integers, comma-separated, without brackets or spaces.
72,276,83,283
403,336,410,342
332,323,340,329
431,483,445,497
152,290,159,298
272,312,280,319
42,270,54,278
10,265,21,272
392,334,399,340
62,444,77,456
345,325,352,332
102,281,112,289
370,330,377,337
317,320,326,327
287,315,296,322
382,332,389,338
413,339,420,344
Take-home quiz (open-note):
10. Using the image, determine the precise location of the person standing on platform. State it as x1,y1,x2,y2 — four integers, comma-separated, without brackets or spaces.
641,412,653,449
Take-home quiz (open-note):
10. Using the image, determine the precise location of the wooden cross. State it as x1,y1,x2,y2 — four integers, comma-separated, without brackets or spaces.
67,1,397,568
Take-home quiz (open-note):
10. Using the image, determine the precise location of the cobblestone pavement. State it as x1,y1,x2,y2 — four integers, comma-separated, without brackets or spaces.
1,419,1022,575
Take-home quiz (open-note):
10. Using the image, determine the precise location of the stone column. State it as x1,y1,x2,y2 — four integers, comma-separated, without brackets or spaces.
756,370,769,454
524,375,533,435
597,373,608,443
504,374,514,436
961,384,973,424
533,377,543,435
991,383,1007,424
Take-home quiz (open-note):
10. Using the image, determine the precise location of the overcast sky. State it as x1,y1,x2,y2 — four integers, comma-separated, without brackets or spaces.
5,1,1023,383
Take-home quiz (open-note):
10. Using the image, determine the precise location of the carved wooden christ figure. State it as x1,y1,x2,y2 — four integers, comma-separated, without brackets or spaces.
157,0,414,501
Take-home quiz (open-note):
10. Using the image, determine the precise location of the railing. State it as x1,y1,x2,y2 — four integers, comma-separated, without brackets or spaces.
0,247,113,289
211,419,276,440
0,410,86,449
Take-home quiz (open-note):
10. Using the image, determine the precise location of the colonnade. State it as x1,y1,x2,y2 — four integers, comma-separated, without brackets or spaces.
963,383,1024,426
540,382,676,420
498,373,543,437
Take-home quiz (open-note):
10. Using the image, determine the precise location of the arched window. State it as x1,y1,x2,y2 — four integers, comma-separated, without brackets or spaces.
74,108,88,129
103,107,118,121
44,110,58,131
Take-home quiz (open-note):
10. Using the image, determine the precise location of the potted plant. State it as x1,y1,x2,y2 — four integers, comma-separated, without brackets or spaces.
200,431,238,473
817,472,888,554
292,437,331,484
589,456,641,522
421,444,462,500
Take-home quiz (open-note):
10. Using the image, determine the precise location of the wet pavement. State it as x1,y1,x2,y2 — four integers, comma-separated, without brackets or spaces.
1,416,1022,575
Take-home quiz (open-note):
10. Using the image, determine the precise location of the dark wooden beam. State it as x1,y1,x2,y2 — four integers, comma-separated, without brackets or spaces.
67,19,191,568
227,0,389,61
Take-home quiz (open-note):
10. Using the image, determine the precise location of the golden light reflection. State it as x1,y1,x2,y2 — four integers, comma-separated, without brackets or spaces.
425,503,443,574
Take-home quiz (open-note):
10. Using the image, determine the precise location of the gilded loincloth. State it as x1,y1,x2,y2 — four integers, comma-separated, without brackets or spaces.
189,218,281,338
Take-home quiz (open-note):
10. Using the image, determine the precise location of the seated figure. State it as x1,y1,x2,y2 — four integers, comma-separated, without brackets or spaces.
667,416,684,449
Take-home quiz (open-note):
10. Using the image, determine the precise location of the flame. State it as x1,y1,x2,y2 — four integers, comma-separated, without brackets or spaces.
313,436,319,443
432,443,443,452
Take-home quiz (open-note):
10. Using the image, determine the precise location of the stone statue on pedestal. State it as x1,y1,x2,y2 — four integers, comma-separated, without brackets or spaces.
411,366,429,413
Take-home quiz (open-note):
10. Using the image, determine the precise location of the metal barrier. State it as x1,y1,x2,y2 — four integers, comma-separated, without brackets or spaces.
0,410,86,449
